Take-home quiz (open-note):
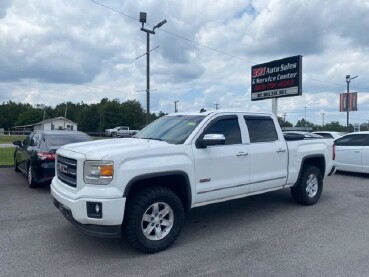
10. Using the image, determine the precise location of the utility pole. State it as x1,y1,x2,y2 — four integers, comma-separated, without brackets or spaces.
346,75,358,133
304,106,307,129
139,12,167,125
100,114,102,137
174,101,179,113
64,102,68,118
214,103,219,110
283,112,287,131
321,111,325,130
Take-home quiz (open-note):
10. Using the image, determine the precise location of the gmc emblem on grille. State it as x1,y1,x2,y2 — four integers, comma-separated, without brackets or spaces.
57,163,68,174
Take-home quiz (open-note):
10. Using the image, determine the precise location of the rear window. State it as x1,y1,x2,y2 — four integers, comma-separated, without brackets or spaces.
46,134,92,147
244,116,278,143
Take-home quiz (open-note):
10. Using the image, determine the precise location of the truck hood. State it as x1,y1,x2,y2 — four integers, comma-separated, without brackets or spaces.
59,138,170,160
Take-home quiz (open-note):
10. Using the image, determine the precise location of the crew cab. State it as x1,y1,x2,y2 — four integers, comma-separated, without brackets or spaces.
116,126,139,138
51,111,336,253
105,126,126,137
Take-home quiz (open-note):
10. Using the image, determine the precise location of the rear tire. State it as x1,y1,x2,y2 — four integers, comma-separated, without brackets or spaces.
291,165,323,205
124,187,184,253
27,163,37,188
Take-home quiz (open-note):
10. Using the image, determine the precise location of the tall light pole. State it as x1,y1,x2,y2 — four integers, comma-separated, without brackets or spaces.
346,75,358,132
304,106,307,128
140,12,167,124
214,103,219,110
174,101,179,113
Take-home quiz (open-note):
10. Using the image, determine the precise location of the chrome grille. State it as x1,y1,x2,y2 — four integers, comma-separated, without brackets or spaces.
57,155,77,188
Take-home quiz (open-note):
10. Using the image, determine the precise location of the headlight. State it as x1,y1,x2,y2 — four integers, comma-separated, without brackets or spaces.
84,161,114,185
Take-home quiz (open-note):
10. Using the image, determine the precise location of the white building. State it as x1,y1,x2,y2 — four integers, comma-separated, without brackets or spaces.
33,117,78,131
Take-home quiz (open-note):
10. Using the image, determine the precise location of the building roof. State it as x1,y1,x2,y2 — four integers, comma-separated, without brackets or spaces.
33,117,78,126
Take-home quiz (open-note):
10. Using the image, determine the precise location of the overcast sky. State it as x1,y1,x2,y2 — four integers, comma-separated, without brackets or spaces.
1,0,369,125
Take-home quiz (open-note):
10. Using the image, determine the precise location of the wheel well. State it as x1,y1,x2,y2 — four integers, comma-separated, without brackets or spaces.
125,174,191,211
302,156,325,177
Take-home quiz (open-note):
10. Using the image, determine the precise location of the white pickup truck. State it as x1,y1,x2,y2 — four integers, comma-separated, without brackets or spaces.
116,126,139,138
51,111,336,253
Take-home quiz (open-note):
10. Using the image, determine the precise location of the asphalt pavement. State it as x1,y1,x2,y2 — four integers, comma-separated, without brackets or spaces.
1,168,369,277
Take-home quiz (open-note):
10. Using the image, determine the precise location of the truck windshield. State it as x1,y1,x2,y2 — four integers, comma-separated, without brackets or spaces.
134,115,206,144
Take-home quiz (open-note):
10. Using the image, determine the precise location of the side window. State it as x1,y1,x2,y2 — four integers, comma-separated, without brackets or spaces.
335,135,368,146
244,116,278,143
23,132,34,146
31,133,41,146
203,117,242,145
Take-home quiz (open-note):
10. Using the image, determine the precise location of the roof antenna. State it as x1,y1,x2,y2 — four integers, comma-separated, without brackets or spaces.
200,108,207,113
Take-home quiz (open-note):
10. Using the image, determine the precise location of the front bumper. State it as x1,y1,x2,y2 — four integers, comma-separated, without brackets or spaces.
52,197,121,238
51,178,126,238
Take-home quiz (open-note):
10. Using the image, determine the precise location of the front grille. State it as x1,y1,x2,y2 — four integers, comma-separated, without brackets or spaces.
57,155,77,188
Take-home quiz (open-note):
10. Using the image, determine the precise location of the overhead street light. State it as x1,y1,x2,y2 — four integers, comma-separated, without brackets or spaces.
346,74,358,132
139,12,167,124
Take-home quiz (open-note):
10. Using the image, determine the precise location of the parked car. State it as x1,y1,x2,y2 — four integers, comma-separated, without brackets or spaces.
312,131,345,139
13,130,92,188
334,131,369,174
105,126,126,137
283,131,324,139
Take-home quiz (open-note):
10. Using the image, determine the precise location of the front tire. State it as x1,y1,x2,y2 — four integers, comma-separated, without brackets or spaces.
14,158,20,172
124,187,184,253
291,165,323,205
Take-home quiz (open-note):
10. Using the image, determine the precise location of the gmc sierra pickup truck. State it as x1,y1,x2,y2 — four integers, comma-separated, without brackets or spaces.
51,111,336,253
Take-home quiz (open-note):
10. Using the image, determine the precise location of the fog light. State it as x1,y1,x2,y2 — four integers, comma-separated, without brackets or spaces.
87,202,102,219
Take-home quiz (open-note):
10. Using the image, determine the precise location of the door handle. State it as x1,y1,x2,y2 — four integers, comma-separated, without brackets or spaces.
236,152,248,157
276,148,286,153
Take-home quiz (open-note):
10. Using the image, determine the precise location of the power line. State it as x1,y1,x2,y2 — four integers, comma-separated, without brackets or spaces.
88,0,369,92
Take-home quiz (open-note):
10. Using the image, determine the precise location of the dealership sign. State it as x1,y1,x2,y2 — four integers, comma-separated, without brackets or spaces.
251,55,302,101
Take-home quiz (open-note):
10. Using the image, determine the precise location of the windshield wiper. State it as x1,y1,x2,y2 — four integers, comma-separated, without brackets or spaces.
140,137,163,141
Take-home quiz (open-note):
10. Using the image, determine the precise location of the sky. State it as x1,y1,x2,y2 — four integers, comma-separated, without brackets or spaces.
1,0,369,126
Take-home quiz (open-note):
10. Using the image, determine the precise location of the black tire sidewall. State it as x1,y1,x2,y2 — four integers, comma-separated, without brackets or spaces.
125,187,184,253
14,158,20,172
293,166,323,205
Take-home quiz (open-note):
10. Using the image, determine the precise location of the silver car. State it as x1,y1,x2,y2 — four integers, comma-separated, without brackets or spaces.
334,131,369,174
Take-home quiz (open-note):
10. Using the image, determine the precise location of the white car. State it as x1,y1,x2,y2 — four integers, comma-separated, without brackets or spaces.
313,131,345,139
334,131,369,174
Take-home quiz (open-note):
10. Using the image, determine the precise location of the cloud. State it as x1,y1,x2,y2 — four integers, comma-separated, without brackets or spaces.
0,0,11,18
0,0,369,126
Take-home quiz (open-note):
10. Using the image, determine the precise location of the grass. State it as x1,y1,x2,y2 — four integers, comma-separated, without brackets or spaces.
0,135,26,144
0,147,14,166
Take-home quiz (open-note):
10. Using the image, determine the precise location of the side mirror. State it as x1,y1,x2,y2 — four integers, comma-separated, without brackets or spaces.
13,140,22,147
199,134,226,148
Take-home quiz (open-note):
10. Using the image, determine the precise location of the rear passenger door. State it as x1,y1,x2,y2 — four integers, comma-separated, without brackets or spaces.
362,135,369,173
244,116,288,193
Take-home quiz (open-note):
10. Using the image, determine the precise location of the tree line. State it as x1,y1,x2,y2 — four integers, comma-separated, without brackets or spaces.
1,99,368,133
277,117,369,132
0,99,165,133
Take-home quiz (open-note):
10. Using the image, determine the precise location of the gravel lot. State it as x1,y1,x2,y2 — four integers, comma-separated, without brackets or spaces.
1,168,369,277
